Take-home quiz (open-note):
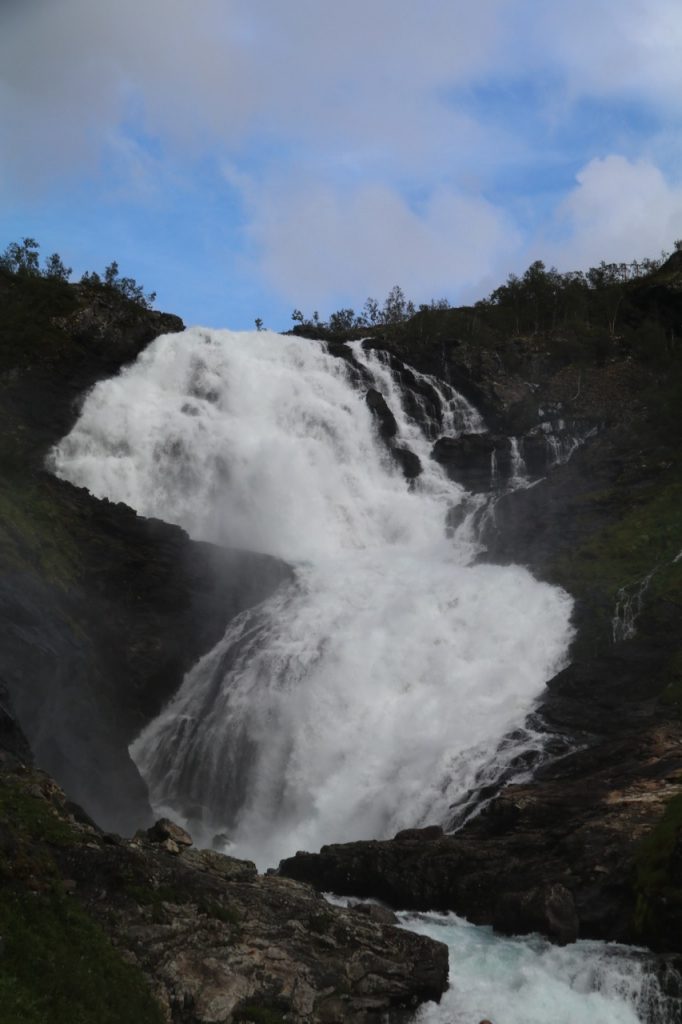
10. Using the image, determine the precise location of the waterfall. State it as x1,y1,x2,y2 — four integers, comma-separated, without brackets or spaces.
612,571,656,642
51,328,574,867
401,911,681,1024
509,436,529,487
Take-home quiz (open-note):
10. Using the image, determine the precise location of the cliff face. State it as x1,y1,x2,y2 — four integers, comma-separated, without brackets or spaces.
282,256,682,955
0,271,449,1023
0,271,290,833
2,256,682,1018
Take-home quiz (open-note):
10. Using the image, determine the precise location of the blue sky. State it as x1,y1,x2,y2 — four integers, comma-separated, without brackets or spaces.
2,0,682,331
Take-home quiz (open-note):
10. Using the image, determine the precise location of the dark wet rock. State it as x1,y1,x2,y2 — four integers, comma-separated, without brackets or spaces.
365,386,422,479
432,433,512,492
394,825,444,842
478,416,681,660
146,817,193,849
280,637,682,950
520,431,553,477
361,348,445,436
0,275,291,834
0,682,31,764
390,445,422,480
0,487,290,836
351,902,399,926
323,340,374,389
494,883,579,945
366,387,398,440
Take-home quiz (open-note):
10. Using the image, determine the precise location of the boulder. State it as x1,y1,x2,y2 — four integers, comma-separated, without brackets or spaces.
366,388,398,440
146,818,193,848
432,433,512,492
390,445,422,480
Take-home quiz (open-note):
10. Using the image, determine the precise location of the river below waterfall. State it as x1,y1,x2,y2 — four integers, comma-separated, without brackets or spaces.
50,328,678,1022
322,895,679,1024
402,911,678,1024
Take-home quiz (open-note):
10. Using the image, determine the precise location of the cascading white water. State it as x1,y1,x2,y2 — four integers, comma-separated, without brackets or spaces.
321,894,680,1024
401,911,680,1024
352,342,484,439
51,326,680,1022
509,436,529,487
51,327,574,867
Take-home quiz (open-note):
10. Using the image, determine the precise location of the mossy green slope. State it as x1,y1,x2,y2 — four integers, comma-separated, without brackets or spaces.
633,793,682,950
0,771,164,1024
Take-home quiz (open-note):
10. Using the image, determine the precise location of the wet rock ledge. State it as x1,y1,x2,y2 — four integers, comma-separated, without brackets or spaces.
0,734,448,1023
280,636,682,953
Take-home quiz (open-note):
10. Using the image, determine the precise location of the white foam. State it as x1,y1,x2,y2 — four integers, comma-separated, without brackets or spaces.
402,911,678,1024
52,328,574,866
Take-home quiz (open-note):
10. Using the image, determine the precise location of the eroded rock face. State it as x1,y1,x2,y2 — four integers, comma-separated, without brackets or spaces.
365,387,423,480
431,433,511,492
0,753,449,1024
391,445,422,480
365,388,398,440
0,278,292,835
280,638,682,952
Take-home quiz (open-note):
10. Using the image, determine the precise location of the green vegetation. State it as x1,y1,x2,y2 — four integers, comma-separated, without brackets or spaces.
124,881,185,908
0,261,79,372
292,244,682,343
291,284,446,335
0,774,164,1024
0,237,156,311
307,909,335,934
0,481,82,588
81,260,156,310
550,474,682,652
633,793,682,946
0,889,164,1024
661,651,682,710
197,898,242,926
0,779,76,854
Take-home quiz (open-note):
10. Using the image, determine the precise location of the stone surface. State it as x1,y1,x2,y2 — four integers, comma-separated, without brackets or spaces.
0,752,449,1023
147,818,194,848
432,433,511,492
280,637,682,950
390,445,422,480
365,388,397,440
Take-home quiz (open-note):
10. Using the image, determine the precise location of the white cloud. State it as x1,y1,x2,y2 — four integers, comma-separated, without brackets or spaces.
4,1,682,191
0,0,508,189
530,1,682,109
545,155,682,269
4,0,682,316
248,180,520,308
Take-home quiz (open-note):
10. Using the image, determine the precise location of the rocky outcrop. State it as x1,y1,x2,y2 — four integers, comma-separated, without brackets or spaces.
365,388,422,480
391,446,422,480
365,389,397,441
280,263,682,958
280,636,682,950
0,475,290,835
0,274,290,834
432,433,511,492
0,750,448,1023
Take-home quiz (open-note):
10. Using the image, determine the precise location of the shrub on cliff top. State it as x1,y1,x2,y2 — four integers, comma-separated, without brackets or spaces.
0,238,155,310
